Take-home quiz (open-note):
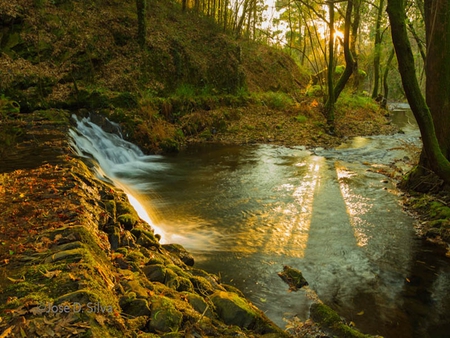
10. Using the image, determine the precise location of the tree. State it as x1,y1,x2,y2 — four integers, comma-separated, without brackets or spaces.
387,0,450,186
324,0,357,131
371,0,385,99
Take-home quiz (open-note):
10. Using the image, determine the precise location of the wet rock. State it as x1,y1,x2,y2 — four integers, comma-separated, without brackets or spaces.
210,291,256,328
175,277,194,292
125,316,148,332
118,213,138,230
162,243,195,266
166,263,190,278
183,292,213,318
123,280,150,298
132,228,160,249
122,298,152,317
211,291,289,336
278,265,308,291
142,264,166,283
120,230,136,247
148,296,183,333
309,302,371,338
190,275,215,295
106,225,120,250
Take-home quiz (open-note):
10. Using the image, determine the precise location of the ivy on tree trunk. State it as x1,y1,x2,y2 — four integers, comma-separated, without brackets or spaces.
387,0,450,186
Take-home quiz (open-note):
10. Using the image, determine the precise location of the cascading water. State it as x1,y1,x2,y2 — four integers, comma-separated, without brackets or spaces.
68,110,450,337
68,114,166,241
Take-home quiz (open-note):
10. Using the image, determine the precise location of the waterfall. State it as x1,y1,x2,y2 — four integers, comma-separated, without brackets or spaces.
68,114,166,242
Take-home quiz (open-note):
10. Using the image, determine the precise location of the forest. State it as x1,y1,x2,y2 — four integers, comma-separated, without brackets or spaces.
1,0,450,337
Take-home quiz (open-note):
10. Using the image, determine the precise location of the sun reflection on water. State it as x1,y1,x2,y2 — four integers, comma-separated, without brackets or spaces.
335,163,371,247
125,192,167,243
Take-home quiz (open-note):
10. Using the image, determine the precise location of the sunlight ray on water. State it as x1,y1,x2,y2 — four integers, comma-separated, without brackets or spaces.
335,162,371,247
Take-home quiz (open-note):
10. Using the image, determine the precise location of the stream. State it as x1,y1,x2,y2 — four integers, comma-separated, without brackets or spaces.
69,107,450,338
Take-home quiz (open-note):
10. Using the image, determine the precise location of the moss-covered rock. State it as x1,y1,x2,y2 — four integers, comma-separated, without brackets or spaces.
210,291,289,336
183,292,213,318
118,213,138,229
162,243,194,266
142,264,167,283
310,302,373,338
148,296,183,333
277,265,308,291
122,298,152,317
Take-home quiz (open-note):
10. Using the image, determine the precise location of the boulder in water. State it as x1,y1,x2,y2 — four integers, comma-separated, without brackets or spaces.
278,265,308,291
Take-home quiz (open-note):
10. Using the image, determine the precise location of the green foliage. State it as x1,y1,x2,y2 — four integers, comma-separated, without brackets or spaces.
336,91,379,110
294,114,307,123
175,84,197,99
306,85,324,97
255,91,294,110
0,95,20,118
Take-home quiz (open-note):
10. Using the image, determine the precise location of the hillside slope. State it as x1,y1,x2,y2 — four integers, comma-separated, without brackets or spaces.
0,0,307,112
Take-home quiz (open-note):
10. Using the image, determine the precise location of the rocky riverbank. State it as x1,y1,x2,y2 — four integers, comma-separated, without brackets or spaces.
0,109,292,337
0,110,383,337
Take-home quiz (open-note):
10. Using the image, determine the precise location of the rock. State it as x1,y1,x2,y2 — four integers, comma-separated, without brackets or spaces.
132,228,160,249
210,291,256,329
106,225,120,250
142,264,166,283
124,280,150,298
118,213,138,230
126,316,148,332
122,298,152,317
44,248,83,263
120,230,136,247
183,292,213,318
174,277,194,292
278,265,308,291
189,275,215,295
162,243,195,266
148,296,183,333
211,291,290,336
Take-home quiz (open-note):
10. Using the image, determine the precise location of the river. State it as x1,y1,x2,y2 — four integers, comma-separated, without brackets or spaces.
69,107,450,338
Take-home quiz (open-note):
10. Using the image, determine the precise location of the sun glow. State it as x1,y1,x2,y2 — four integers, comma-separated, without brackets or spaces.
126,193,167,243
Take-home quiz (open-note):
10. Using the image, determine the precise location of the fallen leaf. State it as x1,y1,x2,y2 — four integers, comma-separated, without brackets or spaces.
29,306,47,316
40,269,62,279
357,310,364,315
7,276,25,283
0,326,14,338
68,273,80,281
95,314,106,326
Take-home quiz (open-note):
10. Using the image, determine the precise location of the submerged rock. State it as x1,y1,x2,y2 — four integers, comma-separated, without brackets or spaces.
278,265,308,291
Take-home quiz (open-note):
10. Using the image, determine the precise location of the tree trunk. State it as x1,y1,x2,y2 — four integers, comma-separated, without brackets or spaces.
382,48,395,100
333,0,355,100
350,0,361,90
424,0,450,158
387,0,450,185
324,0,335,131
371,0,385,98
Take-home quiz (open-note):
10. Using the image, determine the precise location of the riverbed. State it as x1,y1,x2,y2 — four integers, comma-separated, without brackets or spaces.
70,108,450,337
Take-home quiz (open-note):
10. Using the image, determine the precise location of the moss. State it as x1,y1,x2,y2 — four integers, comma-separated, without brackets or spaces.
295,114,308,123
310,303,372,338
118,213,138,229
149,296,183,333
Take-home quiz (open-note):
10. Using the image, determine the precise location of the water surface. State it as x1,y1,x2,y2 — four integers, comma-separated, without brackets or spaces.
70,110,450,337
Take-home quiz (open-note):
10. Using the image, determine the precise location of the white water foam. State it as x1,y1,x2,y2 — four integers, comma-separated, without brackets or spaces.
68,114,167,242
